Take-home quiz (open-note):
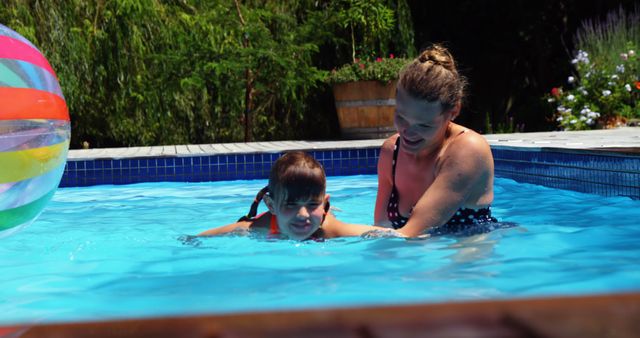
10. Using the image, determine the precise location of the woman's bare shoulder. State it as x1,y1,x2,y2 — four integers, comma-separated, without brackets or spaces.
450,127,491,155
380,134,399,156
435,127,492,175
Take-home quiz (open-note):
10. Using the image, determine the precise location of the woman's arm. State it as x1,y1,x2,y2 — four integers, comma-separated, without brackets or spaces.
398,135,494,237
322,213,402,238
374,136,397,226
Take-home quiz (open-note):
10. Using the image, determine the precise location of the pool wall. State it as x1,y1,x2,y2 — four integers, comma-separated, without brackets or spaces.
493,147,639,199
60,143,640,199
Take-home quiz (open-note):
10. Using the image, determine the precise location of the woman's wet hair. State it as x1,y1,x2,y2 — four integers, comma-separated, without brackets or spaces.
268,151,326,207
399,44,467,112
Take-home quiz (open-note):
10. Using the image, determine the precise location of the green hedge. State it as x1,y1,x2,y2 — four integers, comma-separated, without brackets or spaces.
0,0,414,148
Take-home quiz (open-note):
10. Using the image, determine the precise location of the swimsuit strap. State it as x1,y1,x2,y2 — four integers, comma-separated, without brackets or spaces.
387,137,408,229
391,136,401,186
269,214,279,235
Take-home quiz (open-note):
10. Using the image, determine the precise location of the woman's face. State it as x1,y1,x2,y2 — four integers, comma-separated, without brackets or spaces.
272,195,328,240
394,86,452,154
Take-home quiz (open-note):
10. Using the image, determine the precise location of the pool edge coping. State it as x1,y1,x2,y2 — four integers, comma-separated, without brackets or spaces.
67,127,640,161
4,291,639,337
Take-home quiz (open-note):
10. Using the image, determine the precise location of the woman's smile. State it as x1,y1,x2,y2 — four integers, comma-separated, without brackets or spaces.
401,135,424,148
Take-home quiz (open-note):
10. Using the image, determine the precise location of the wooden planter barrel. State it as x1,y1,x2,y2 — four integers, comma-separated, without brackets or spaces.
332,80,397,139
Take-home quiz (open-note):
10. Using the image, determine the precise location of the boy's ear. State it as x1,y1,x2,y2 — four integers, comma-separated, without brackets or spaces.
264,195,276,213
324,194,330,213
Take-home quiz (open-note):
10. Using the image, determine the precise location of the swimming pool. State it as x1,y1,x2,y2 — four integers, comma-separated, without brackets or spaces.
1,175,639,325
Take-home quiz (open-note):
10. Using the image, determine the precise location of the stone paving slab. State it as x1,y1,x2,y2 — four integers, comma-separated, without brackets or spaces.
67,127,640,160
484,127,640,150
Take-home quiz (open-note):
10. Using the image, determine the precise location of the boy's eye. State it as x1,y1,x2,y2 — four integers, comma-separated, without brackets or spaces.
285,202,321,209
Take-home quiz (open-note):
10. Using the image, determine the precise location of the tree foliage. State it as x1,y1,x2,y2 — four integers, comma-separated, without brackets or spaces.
1,0,414,148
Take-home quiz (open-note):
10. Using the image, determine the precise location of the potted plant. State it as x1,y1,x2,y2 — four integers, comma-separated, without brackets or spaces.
325,0,413,139
327,56,410,139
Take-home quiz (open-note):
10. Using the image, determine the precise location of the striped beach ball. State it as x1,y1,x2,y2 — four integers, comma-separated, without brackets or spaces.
0,24,70,238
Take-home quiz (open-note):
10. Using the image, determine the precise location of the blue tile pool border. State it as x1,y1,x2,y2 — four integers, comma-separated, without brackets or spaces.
492,146,639,199
60,147,380,187
60,145,640,199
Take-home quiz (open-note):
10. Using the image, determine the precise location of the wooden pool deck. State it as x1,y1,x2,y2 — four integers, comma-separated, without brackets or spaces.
4,292,639,338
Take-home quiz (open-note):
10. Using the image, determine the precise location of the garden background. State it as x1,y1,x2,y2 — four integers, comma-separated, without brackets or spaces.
0,0,637,149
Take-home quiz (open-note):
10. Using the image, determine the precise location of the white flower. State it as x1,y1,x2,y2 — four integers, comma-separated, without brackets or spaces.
570,119,577,124
547,98,555,102
567,94,575,101
556,116,563,122
568,76,575,84
608,81,615,86
587,118,594,125
580,107,591,115
579,116,587,121
629,50,636,57
602,90,612,96
616,64,625,73
620,53,628,61
611,74,619,79
557,106,566,113
587,111,600,119
625,84,632,92
580,88,588,95
571,58,578,64
575,50,590,64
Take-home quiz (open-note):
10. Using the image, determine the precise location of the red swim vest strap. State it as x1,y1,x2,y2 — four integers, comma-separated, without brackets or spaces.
237,186,270,222
270,214,279,235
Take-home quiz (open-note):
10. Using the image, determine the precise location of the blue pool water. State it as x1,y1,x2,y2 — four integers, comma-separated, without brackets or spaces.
1,175,640,325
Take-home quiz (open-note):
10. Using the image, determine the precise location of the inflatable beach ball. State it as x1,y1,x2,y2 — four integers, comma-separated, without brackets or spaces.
0,24,70,238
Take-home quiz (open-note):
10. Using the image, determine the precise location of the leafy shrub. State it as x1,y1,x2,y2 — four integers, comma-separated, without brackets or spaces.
325,55,411,84
0,0,416,147
0,1,335,147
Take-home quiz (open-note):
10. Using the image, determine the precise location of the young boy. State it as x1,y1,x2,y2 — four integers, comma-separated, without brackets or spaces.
199,151,397,240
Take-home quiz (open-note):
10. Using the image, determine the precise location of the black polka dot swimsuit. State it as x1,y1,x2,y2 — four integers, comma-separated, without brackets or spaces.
386,137,497,234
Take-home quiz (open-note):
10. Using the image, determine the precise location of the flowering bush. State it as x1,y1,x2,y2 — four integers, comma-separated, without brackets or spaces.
547,7,640,130
325,55,411,84
549,46,639,130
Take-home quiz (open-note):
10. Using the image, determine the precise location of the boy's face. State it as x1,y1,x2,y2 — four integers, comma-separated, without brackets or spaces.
269,194,329,240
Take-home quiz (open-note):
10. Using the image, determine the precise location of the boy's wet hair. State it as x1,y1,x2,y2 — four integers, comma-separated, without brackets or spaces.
237,151,326,222
268,151,326,206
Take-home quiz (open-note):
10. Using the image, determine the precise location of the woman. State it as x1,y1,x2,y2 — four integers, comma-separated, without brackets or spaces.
374,44,496,237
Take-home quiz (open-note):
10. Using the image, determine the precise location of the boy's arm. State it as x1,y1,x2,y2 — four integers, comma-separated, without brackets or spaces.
197,221,251,236
197,212,271,237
